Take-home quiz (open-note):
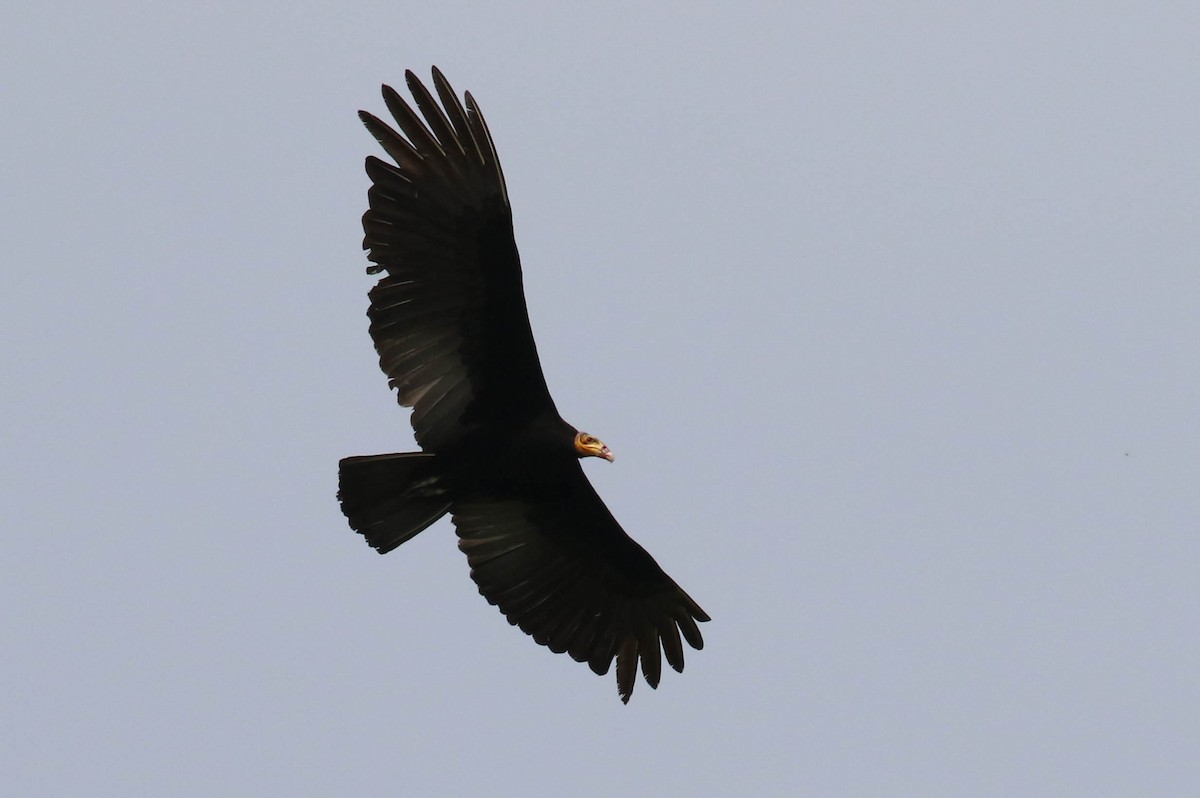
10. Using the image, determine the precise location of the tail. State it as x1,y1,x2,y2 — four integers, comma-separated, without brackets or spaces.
337,452,451,554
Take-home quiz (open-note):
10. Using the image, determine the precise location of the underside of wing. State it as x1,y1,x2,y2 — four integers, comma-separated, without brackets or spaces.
450,466,710,703
359,68,558,450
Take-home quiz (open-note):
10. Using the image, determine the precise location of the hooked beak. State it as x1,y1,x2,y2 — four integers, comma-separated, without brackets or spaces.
575,432,615,462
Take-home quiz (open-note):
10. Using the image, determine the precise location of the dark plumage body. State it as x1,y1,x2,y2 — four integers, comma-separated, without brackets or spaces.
338,68,708,702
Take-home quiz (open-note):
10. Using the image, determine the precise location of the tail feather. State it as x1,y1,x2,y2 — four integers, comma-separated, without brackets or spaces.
338,452,450,553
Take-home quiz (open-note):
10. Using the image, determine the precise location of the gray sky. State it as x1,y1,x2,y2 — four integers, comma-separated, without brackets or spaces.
4,2,1198,795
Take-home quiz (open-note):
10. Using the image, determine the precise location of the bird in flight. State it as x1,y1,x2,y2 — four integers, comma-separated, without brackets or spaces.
338,68,708,703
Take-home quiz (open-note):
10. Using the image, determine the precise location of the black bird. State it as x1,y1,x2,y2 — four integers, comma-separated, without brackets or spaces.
338,68,709,703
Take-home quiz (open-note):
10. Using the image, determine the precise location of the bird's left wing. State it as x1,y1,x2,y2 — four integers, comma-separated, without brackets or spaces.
451,465,710,703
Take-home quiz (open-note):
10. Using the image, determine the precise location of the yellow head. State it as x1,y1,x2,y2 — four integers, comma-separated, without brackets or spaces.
574,432,614,462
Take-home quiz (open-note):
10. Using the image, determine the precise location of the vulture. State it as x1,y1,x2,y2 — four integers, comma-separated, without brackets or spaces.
338,67,709,703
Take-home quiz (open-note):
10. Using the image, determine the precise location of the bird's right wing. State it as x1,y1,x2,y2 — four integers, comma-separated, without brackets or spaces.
359,68,558,451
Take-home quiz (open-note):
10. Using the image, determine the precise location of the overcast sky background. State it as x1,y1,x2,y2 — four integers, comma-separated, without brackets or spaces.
4,3,1198,795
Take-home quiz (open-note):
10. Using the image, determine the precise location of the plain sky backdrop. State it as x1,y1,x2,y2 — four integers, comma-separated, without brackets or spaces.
4,2,1198,795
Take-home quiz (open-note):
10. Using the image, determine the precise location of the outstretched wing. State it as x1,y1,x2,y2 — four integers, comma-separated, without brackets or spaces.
452,465,710,703
359,68,558,451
